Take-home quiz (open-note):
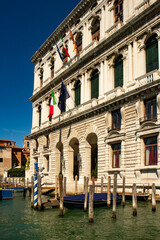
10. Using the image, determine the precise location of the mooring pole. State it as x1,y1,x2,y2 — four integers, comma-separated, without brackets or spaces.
112,173,117,219
152,183,156,212
63,177,66,196
101,177,103,193
55,175,58,199
37,174,42,210
107,176,111,208
84,177,88,212
122,176,125,207
31,176,34,208
83,176,86,194
59,174,63,217
34,160,38,209
75,175,78,195
89,185,94,223
132,183,137,216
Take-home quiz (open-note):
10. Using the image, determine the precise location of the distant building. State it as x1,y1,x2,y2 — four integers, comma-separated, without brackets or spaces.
0,139,24,177
28,0,160,192
22,136,30,164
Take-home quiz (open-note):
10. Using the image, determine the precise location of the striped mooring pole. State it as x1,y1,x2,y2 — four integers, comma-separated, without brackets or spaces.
34,160,38,208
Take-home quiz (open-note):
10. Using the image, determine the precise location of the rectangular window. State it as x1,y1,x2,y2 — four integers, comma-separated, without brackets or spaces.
144,97,157,121
27,142,29,148
0,158,3,162
144,137,157,166
112,109,121,130
112,143,121,168
114,0,123,23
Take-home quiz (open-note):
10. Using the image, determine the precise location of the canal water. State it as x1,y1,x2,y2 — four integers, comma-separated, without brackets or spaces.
0,195,160,240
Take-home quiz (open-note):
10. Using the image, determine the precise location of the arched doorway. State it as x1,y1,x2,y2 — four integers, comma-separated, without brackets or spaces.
86,133,98,179
56,142,63,175
69,138,79,180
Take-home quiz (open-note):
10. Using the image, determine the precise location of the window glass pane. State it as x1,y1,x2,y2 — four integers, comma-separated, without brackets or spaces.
146,35,158,73
91,70,99,99
114,56,123,88
146,147,150,166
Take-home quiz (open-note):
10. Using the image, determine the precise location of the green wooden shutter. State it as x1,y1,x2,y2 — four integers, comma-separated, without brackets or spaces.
75,81,81,106
91,70,99,99
146,34,158,73
114,55,123,88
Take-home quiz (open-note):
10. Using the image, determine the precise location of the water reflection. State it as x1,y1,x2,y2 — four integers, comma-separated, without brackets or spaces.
0,197,160,240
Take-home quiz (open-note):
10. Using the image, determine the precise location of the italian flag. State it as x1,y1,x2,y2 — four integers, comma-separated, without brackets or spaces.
48,91,56,118
58,32,70,58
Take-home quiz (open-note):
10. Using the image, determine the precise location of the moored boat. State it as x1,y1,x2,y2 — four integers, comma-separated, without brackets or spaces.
59,193,122,209
0,189,13,200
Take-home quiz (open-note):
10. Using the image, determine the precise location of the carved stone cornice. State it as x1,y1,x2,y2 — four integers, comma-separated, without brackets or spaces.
30,1,160,104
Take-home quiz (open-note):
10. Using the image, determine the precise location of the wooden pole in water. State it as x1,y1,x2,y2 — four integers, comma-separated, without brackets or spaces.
92,176,95,193
112,173,117,219
107,176,111,208
122,176,125,207
55,175,58,199
31,176,34,208
101,177,103,193
59,174,63,217
84,177,88,212
83,176,86,194
88,185,94,223
132,183,137,216
152,183,156,212
63,177,66,196
37,174,42,210
75,175,77,195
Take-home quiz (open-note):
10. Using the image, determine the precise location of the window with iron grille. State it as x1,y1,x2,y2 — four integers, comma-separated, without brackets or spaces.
114,0,123,23
146,34,158,73
144,136,157,166
112,143,121,168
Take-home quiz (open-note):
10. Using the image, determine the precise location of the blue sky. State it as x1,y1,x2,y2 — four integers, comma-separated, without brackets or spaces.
0,0,80,147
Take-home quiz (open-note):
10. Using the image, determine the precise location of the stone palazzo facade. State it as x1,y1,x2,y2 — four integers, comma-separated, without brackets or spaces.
28,0,160,192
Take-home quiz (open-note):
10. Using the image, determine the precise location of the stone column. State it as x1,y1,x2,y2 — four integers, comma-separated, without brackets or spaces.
85,72,90,101
81,74,85,104
133,39,138,80
104,59,108,94
158,37,160,70
99,61,104,97
139,45,146,77
100,6,106,39
128,42,133,82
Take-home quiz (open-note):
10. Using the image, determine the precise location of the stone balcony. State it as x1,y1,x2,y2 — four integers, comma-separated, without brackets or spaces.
135,70,160,87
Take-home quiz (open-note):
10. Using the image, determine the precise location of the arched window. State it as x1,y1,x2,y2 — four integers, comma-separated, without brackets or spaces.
76,32,82,54
114,0,123,23
75,80,81,106
146,34,158,73
114,55,123,88
91,18,100,41
91,69,99,99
